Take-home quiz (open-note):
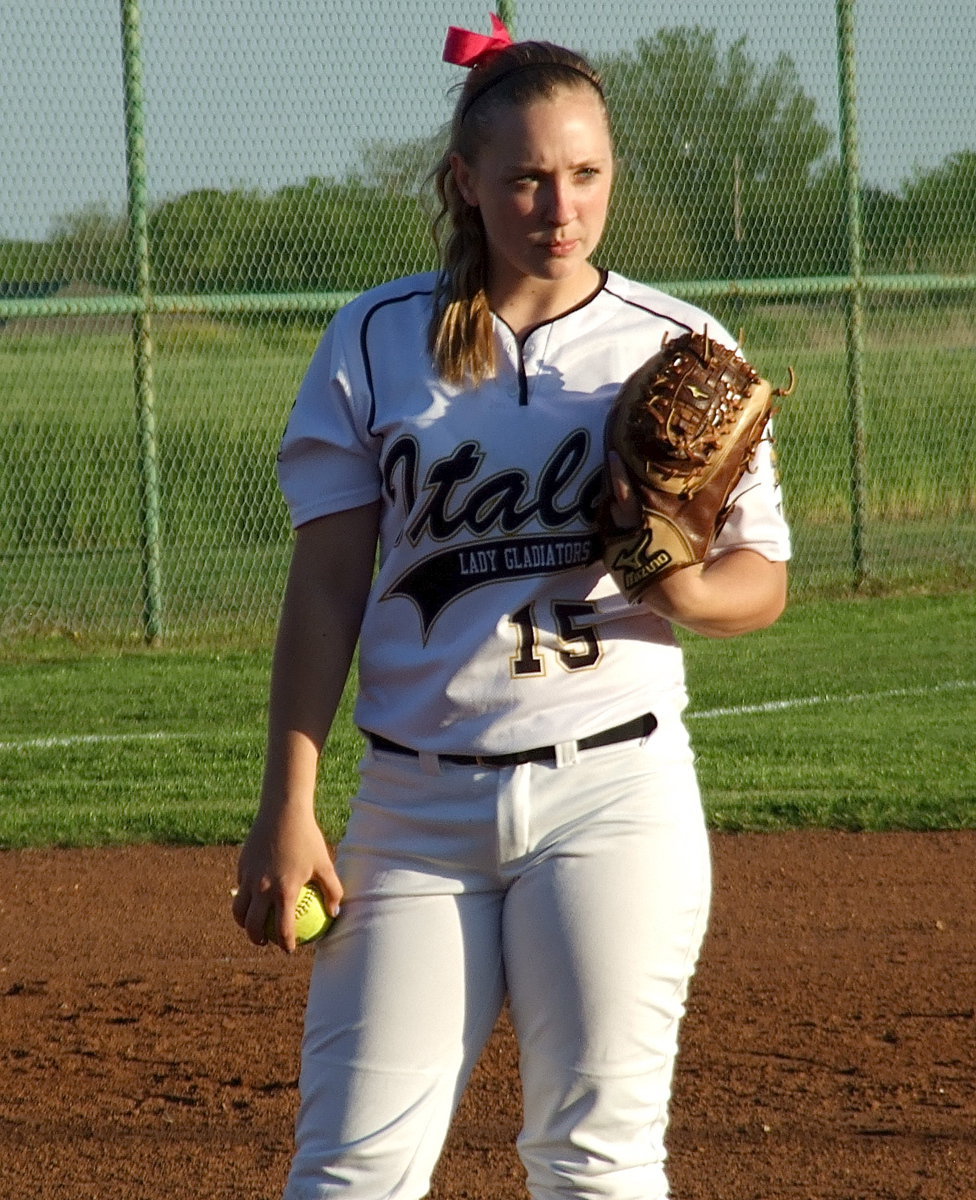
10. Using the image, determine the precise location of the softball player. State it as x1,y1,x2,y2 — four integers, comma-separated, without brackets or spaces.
233,19,790,1200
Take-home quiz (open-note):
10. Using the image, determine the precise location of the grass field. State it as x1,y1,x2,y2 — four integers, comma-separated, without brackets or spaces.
1,591,973,848
1,302,974,846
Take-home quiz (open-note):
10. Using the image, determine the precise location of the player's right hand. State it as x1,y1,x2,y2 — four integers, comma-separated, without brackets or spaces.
232,804,343,954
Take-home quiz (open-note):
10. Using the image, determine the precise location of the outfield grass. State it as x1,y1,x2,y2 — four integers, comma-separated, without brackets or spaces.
680,591,976,830
5,312,976,527
1,591,973,848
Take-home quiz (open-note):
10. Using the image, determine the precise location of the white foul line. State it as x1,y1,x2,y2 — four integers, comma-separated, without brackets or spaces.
0,680,973,752
687,678,976,720
0,730,243,752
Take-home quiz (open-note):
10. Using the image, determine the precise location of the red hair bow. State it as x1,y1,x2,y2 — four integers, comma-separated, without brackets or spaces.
443,12,514,67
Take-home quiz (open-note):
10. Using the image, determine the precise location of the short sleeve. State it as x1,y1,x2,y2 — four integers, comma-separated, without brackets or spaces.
710,421,792,562
276,308,383,528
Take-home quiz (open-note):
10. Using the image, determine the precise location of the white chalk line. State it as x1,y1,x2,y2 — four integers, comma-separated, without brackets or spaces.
1,680,973,753
687,678,976,720
0,729,252,752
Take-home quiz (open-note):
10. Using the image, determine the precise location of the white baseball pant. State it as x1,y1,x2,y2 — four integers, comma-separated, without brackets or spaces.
284,721,711,1200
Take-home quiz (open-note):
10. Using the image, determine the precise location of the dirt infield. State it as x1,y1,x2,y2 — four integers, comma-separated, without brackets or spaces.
2,833,974,1199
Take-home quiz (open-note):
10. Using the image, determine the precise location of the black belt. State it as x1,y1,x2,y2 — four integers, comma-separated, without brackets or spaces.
365,712,657,768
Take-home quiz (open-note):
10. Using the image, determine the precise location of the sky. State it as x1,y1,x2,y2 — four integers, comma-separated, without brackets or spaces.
2,0,975,241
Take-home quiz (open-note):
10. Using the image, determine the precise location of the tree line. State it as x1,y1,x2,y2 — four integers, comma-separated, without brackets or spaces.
3,28,974,297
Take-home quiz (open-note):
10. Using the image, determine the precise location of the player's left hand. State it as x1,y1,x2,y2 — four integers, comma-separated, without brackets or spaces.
598,331,792,606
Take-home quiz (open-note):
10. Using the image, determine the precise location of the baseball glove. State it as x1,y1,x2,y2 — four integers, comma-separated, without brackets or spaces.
599,329,793,604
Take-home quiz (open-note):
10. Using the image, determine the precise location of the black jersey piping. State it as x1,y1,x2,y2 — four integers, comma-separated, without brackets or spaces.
495,270,611,406
504,268,611,348
601,282,697,336
491,313,528,404
356,274,656,421
516,350,530,407
359,286,435,434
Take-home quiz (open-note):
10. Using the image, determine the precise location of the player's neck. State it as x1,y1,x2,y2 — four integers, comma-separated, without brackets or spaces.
489,264,603,340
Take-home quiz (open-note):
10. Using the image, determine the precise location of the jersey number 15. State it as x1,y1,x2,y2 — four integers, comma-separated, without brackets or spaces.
509,601,602,678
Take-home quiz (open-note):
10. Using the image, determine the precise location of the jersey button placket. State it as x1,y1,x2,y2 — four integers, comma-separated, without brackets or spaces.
519,326,555,407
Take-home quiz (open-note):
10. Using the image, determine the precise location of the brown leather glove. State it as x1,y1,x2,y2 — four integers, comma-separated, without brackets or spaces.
600,330,790,603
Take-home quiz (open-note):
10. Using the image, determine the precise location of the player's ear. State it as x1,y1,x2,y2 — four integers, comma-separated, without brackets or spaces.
449,152,479,207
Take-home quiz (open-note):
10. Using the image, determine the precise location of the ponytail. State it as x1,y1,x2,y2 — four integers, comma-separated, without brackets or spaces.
429,150,497,386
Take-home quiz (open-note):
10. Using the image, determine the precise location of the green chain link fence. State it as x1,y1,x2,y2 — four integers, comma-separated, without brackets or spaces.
2,1,974,646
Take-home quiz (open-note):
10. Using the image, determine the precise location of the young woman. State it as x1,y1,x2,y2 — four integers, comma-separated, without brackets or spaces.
233,18,789,1200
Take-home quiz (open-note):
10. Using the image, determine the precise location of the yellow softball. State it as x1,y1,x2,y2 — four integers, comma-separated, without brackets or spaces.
265,882,333,946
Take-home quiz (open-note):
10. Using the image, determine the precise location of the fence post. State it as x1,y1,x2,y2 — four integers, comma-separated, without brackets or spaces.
119,0,163,645
835,0,869,587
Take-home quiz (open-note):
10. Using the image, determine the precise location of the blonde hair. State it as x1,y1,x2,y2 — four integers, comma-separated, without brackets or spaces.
430,42,608,386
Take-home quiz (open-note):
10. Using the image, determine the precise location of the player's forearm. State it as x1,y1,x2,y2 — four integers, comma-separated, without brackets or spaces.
641,550,787,638
258,504,380,815
259,633,351,817
262,576,357,782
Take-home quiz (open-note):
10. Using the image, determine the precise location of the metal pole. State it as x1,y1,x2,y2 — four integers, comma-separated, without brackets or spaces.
120,0,164,643
835,0,869,587
732,151,746,326
497,0,517,36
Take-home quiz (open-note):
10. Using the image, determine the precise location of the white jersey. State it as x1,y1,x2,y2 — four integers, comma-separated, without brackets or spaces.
278,270,790,754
